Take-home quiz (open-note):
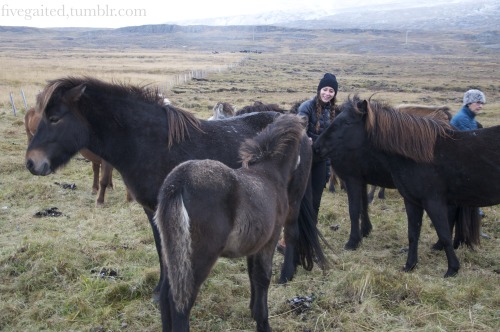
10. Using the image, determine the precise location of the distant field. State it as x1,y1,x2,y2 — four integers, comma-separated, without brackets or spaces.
0,28,499,331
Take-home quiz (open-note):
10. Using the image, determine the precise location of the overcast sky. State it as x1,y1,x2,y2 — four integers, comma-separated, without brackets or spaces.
0,0,465,28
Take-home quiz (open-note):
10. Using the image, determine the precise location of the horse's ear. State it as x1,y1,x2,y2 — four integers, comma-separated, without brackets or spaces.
298,115,308,129
358,100,369,115
66,84,86,102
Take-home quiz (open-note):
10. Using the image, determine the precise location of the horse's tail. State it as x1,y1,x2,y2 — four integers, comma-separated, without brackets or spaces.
453,206,481,249
296,178,330,271
154,183,193,312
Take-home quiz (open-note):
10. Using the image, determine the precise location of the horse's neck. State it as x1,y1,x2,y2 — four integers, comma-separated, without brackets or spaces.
85,103,170,203
248,161,294,187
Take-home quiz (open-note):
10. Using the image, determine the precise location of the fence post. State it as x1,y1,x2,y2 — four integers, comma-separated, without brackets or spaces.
9,92,17,116
21,88,29,110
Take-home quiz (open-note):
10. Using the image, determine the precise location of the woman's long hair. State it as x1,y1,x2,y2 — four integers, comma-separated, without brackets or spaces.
314,93,337,133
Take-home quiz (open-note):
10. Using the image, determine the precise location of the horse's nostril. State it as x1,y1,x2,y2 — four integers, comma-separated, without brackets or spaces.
26,159,34,171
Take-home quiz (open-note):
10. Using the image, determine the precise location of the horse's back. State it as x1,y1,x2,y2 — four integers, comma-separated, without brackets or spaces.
434,126,500,201
396,104,452,121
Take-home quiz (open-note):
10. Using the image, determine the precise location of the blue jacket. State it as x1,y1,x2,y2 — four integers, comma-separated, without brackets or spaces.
297,97,332,142
450,105,478,131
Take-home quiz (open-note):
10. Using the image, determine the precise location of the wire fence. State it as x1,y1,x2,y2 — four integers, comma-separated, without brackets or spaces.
7,60,244,117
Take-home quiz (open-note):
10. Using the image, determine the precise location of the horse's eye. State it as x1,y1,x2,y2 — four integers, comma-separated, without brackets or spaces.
49,116,60,123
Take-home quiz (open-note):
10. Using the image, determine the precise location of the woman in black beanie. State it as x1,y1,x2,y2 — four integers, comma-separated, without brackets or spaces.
298,73,338,218
276,73,338,253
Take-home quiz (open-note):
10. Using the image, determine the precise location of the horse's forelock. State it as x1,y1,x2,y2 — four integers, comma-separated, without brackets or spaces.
37,79,66,115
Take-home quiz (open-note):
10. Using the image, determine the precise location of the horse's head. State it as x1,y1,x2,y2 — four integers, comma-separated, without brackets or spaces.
210,102,235,120
25,79,90,176
313,95,369,159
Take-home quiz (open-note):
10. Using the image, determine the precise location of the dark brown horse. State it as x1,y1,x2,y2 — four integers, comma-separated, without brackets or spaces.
235,101,288,116
313,95,488,277
155,114,307,332
25,76,326,299
24,106,131,206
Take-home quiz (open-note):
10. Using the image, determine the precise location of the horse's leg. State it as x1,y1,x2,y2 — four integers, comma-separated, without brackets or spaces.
159,266,174,332
367,185,376,203
169,252,217,332
279,217,299,284
125,187,134,202
91,161,100,195
328,165,336,193
95,161,114,207
247,251,273,332
432,205,458,251
144,208,164,302
360,184,372,238
344,179,366,250
402,198,424,273
378,187,385,199
424,200,460,277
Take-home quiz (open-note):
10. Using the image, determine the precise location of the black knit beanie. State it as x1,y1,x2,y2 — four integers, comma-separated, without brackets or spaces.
317,73,338,93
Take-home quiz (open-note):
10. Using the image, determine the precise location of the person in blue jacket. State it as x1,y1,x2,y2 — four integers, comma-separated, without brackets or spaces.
450,89,485,130
450,89,489,238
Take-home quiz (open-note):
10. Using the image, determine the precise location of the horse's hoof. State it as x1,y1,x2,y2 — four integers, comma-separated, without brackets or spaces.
95,201,104,208
361,228,372,238
344,241,359,251
402,263,416,272
444,270,458,278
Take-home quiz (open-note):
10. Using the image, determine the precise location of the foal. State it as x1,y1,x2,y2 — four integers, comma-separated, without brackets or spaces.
154,114,307,332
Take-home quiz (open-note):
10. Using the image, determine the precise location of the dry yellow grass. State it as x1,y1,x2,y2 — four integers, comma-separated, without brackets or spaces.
0,28,499,331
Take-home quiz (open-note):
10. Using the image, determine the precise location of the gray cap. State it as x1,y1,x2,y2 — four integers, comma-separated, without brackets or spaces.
463,89,486,105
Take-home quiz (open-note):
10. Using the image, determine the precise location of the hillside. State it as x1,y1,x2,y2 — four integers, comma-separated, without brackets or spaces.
0,24,499,55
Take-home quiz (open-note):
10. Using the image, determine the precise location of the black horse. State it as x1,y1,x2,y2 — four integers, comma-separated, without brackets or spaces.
155,114,307,331
313,95,492,277
25,76,326,298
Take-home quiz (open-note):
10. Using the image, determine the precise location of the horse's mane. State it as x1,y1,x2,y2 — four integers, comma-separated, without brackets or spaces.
37,76,201,148
349,95,452,163
240,114,305,167
235,101,287,116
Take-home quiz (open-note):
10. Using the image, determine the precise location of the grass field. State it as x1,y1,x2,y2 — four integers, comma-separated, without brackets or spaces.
0,29,499,331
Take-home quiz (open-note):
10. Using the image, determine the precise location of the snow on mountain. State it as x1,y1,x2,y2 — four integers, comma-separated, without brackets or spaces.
170,0,499,31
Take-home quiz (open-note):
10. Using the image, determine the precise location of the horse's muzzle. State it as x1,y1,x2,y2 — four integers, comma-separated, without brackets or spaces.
26,158,51,175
